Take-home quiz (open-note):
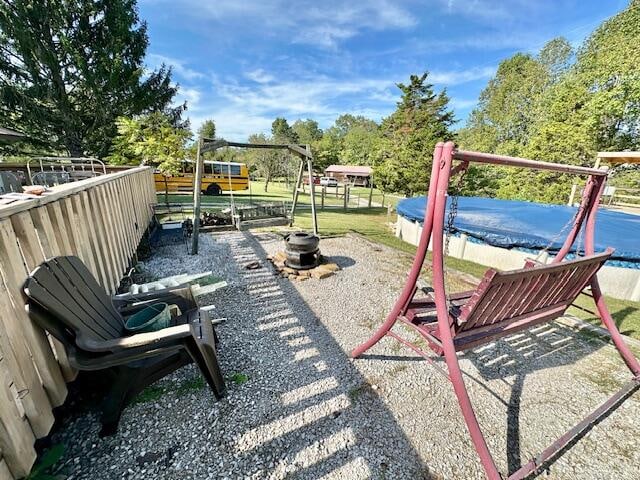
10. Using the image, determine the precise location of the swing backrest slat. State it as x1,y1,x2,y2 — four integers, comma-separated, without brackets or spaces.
456,249,612,332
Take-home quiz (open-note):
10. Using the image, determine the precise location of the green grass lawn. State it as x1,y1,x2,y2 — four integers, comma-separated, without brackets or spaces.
157,181,405,210
291,207,640,340
161,180,640,340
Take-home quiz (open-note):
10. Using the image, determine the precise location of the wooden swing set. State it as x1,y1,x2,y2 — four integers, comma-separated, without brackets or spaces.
352,142,640,479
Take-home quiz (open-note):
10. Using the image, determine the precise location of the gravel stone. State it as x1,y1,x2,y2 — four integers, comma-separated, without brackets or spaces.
51,231,640,479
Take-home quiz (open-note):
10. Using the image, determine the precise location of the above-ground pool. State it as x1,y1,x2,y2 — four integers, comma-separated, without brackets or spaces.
396,196,640,300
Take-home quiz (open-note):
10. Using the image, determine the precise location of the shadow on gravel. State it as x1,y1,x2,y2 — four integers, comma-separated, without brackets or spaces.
463,322,612,476
215,231,432,479
353,309,627,478
322,255,356,268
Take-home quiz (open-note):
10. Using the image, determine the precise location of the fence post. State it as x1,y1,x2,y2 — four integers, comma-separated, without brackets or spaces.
343,185,348,210
321,187,325,210
568,184,578,206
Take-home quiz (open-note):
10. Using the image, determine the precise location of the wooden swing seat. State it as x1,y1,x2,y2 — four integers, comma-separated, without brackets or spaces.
404,249,612,354
352,142,640,480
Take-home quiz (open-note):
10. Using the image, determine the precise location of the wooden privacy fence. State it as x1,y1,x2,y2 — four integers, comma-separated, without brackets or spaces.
0,167,155,479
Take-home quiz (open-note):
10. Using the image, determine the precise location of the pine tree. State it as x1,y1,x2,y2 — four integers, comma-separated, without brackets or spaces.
374,73,455,196
0,0,180,157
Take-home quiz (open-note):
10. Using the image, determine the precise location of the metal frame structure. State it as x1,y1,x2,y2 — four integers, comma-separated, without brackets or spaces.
353,141,640,479
26,156,107,185
191,138,318,254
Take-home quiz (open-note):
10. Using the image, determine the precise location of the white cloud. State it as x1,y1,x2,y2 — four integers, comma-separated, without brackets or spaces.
147,53,204,81
144,0,417,49
176,66,493,140
176,87,202,108
429,66,496,85
245,69,275,84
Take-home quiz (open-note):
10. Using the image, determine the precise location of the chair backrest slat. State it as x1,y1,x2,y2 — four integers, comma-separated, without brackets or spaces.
56,257,123,329
24,256,124,344
457,250,612,333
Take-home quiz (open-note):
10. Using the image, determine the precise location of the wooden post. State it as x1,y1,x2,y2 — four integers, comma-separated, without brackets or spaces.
568,183,578,206
305,145,318,235
321,186,325,210
343,184,348,210
191,138,203,255
289,156,305,226
368,177,374,208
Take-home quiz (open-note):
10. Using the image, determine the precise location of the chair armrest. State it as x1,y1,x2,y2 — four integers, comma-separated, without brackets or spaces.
78,324,192,352
113,286,197,315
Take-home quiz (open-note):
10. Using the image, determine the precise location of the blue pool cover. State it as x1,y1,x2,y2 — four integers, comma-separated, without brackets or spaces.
397,196,640,267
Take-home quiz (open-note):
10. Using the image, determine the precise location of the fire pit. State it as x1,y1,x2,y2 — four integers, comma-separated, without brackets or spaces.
284,232,320,270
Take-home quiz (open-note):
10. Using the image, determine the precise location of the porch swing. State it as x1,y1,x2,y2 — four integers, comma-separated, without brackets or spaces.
352,142,640,480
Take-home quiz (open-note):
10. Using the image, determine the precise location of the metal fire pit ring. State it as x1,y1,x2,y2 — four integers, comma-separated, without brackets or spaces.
284,232,320,270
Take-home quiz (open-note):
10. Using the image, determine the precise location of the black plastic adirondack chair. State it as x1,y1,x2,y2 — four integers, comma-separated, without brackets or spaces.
23,255,226,436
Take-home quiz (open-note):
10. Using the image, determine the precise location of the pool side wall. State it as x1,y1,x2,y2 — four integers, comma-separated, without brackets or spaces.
396,215,640,302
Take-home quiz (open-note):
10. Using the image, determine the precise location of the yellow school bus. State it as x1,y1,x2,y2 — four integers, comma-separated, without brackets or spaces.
155,160,249,195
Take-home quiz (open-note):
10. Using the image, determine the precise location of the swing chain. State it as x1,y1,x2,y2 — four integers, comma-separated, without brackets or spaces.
534,178,589,262
443,162,469,308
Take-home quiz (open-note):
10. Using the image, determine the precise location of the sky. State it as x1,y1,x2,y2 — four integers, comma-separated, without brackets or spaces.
139,0,629,141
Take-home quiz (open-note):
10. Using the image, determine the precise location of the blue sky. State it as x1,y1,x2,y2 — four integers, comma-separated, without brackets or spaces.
139,0,628,140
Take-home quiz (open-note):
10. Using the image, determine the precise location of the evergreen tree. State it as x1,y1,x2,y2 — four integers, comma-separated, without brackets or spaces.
374,73,455,196
0,0,180,157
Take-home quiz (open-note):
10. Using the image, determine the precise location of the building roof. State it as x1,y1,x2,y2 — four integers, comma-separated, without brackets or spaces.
324,165,372,175
597,151,640,164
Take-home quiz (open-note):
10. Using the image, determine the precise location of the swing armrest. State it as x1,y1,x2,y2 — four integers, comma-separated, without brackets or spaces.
524,258,545,269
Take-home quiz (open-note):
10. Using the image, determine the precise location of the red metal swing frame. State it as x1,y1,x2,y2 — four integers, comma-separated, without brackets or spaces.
352,142,640,479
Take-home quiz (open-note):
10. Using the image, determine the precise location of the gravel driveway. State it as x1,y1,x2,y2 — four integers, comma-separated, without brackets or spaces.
52,231,640,479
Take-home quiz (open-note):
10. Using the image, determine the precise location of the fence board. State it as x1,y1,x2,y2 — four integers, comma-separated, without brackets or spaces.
0,221,67,406
0,353,36,478
16,209,75,381
46,202,73,255
0,282,54,437
0,458,14,480
86,188,117,292
78,192,108,288
100,184,125,277
0,167,155,475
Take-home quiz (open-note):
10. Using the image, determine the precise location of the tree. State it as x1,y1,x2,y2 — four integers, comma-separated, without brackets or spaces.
247,133,280,192
341,124,379,166
374,73,455,195
271,117,298,143
271,118,298,187
107,112,189,175
313,126,342,171
0,0,180,157
334,114,378,137
538,37,573,82
292,119,322,144
520,2,640,202
198,119,216,140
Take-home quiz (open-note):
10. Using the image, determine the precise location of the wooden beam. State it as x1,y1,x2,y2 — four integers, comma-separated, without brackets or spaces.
191,138,204,254
597,151,640,164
